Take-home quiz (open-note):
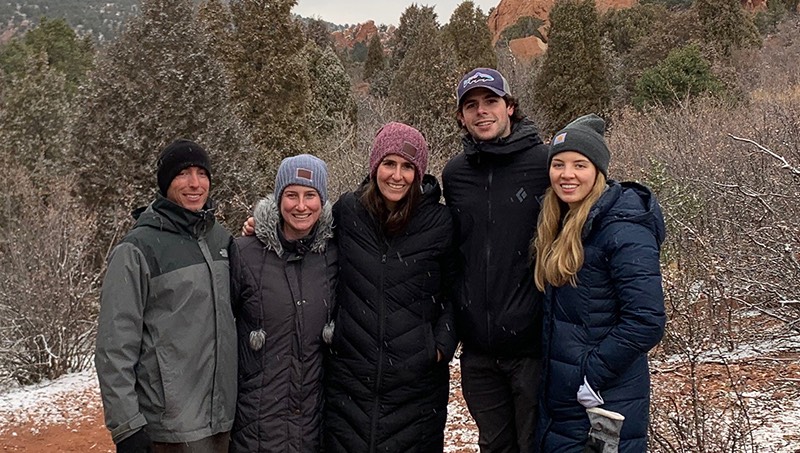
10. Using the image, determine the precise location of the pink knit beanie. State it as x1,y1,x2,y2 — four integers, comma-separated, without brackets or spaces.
368,122,429,182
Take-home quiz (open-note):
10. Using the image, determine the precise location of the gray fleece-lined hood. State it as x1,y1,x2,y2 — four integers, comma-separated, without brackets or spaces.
253,195,334,257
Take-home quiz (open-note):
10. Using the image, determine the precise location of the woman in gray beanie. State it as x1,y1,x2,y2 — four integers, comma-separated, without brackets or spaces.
229,154,337,452
532,114,666,452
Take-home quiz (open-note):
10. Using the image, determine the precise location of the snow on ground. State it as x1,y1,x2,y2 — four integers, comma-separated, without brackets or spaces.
748,394,800,452
0,368,101,435
445,358,479,452
0,342,797,451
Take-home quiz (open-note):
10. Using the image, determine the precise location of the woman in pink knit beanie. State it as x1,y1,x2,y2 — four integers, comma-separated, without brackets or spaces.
324,121,457,453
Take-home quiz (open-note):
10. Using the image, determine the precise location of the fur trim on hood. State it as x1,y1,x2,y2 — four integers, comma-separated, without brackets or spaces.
253,195,334,257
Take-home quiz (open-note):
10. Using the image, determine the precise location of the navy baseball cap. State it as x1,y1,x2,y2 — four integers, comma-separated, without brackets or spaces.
457,68,511,107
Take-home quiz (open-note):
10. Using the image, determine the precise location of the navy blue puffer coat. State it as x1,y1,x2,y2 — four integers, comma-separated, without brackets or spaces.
536,181,666,453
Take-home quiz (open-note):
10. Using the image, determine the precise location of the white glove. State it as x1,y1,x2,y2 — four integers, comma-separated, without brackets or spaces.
578,376,604,408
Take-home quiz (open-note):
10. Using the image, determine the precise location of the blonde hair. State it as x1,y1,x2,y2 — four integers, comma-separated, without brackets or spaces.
533,172,607,291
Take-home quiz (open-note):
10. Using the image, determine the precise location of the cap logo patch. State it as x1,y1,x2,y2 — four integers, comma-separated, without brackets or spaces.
463,71,495,88
401,142,418,159
554,132,567,145
296,168,313,180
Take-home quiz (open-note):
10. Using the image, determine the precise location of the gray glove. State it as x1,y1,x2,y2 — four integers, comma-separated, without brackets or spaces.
584,407,625,453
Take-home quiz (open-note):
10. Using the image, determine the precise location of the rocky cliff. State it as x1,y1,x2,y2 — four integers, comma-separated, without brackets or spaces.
488,0,637,61
331,20,395,51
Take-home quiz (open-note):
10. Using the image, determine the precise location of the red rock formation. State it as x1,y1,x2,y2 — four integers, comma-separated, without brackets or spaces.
331,20,395,51
487,0,637,62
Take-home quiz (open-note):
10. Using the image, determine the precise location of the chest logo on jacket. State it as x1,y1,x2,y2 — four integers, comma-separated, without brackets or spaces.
516,187,528,203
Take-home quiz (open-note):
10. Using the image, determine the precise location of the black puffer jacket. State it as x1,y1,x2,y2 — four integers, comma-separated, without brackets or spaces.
229,196,337,453
324,175,458,453
442,118,550,357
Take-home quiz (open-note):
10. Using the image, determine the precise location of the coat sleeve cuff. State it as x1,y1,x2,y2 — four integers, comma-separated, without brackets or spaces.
110,412,147,444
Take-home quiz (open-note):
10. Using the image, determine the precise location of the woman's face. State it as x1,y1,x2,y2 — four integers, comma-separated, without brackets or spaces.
549,151,598,208
280,184,322,240
375,154,416,210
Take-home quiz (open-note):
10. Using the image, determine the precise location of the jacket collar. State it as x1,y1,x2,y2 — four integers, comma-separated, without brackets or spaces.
133,194,216,238
462,117,544,157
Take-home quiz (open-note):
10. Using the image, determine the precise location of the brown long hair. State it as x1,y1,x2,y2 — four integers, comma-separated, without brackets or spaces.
359,174,422,236
532,172,607,290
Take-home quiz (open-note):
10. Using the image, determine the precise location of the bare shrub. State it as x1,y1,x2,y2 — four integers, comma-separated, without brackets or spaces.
0,167,108,385
609,85,799,449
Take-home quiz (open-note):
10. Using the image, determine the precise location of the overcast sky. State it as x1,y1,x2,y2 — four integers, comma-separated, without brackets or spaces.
293,0,499,27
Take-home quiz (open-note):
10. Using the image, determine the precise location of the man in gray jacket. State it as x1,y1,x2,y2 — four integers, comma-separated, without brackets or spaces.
95,139,236,453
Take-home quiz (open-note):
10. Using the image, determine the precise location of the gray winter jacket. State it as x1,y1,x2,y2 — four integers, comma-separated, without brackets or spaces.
229,196,337,453
95,196,237,444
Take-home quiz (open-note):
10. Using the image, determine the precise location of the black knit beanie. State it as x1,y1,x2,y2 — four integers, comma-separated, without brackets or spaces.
156,139,212,196
548,114,610,177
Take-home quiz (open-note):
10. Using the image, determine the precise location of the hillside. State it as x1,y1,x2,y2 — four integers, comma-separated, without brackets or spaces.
0,0,140,41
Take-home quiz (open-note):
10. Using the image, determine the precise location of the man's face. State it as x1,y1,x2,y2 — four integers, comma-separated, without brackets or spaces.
166,166,209,212
457,88,514,142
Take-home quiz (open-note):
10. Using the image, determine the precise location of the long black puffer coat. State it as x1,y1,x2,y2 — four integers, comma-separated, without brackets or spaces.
229,196,337,453
324,175,458,453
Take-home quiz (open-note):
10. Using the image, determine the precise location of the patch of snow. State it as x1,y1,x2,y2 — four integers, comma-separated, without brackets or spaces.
0,368,100,434
747,392,800,452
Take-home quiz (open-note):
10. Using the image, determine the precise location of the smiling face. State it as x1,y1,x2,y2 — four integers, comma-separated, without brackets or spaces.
549,151,598,208
280,184,322,240
457,88,514,142
375,154,416,210
165,166,209,212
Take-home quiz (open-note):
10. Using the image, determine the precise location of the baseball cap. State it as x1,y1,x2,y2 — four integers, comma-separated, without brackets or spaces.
456,68,511,107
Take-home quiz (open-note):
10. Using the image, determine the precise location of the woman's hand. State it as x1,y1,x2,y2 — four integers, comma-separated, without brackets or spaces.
241,216,255,236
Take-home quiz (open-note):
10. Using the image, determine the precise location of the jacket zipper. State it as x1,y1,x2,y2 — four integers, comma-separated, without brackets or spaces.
486,167,493,347
199,237,219,430
369,247,388,452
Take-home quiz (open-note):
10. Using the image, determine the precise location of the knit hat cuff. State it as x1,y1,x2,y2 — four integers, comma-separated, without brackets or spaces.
550,126,610,176
273,154,329,205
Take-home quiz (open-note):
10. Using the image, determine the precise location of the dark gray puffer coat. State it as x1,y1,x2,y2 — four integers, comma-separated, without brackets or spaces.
229,196,337,453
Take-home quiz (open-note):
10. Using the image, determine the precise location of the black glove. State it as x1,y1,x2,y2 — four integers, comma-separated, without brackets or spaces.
117,428,153,453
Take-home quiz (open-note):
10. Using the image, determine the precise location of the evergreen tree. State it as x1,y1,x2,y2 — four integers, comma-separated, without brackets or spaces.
306,43,357,136
389,7,460,147
363,33,385,81
0,52,72,180
695,0,761,56
533,0,612,133
443,1,497,75
225,0,312,180
0,17,93,93
498,16,546,44
71,0,260,227
601,4,663,56
390,5,430,69
304,17,334,49
197,0,233,61
633,43,724,109
351,41,369,62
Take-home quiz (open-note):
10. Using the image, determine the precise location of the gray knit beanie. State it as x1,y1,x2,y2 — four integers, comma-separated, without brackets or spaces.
548,114,611,177
274,154,328,204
